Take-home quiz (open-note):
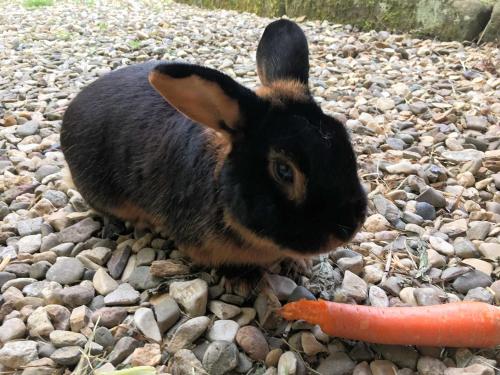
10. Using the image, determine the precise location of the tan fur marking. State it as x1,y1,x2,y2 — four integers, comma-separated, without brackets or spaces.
181,236,284,268
202,128,232,178
256,79,309,104
148,71,240,132
107,201,166,231
268,149,307,204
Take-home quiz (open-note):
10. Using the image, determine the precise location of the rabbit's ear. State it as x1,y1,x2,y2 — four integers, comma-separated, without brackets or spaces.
256,19,309,86
149,63,260,136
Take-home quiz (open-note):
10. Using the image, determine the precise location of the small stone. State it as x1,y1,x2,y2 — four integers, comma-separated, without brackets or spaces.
467,221,491,241
44,304,70,331
465,116,488,131
364,214,390,232
18,234,42,254
454,239,479,259
409,102,428,115
108,337,140,366
107,245,131,279
236,352,253,373
170,278,208,317
50,243,74,257
464,287,494,303
414,287,442,306
266,349,283,367
17,218,43,236
37,342,56,358
341,270,368,302
386,161,419,175
440,219,468,237
417,356,447,375
234,307,257,326
363,265,383,285
59,284,94,308
441,266,469,281
49,330,87,348
27,307,54,337
491,280,500,301
429,236,454,256
427,249,446,268
301,332,327,356
380,276,403,296
50,346,81,366
207,320,239,342
462,259,493,276
151,294,181,333
134,307,162,342
70,305,91,332
46,257,84,285
453,270,492,294
167,316,211,353
236,325,269,361
369,285,389,307
376,97,395,111
202,341,239,375
444,364,495,375
103,283,139,306
127,266,161,291
131,343,162,367
442,149,484,163
337,255,364,275
209,300,241,320
266,274,297,301
136,247,156,266
57,218,101,243
316,352,355,375
370,360,399,375
0,318,26,342
1,277,37,293
417,188,446,208
288,286,316,302
171,349,205,375
478,243,500,260
278,351,299,375
29,261,51,280
93,268,119,295
92,307,127,328
21,358,59,375
94,326,114,349
16,120,39,136
0,272,16,289
0,340,38,369
79,247,112,265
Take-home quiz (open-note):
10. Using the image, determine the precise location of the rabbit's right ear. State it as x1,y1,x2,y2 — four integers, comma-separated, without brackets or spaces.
256,19,309,86
149,63,262,137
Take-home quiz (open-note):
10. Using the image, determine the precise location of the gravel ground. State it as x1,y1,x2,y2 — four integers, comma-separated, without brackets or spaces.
1,0,500,374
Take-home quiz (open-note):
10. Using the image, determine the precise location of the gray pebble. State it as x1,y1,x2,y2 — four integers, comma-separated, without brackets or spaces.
452,270,492,294
46,257,84,285
202,341,239,375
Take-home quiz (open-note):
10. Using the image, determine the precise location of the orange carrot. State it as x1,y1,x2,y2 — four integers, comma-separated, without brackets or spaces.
279,300,500,348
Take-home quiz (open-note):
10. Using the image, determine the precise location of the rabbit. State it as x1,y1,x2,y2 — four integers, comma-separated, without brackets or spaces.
60,19,367,277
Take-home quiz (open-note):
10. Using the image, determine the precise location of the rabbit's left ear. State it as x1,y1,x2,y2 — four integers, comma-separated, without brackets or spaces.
149,63,261,136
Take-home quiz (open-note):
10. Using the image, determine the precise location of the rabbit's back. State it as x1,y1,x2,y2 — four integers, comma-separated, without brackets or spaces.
61,61,222,244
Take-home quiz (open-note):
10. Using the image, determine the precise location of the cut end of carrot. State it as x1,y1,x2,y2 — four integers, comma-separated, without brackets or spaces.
278,299,328,325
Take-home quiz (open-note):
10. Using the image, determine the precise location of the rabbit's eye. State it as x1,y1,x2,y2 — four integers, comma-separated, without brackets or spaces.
273,160,294,184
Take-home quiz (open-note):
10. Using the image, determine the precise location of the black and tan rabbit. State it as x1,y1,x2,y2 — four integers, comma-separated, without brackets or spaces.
61,19,367,274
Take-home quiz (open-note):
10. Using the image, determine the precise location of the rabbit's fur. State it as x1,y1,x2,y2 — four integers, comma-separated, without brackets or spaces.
61,19,367,272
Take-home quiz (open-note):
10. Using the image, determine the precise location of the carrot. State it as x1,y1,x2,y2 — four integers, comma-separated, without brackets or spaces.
279,300,500,348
